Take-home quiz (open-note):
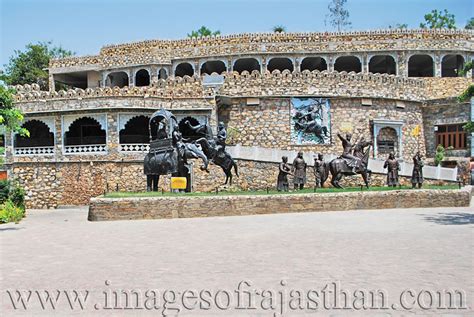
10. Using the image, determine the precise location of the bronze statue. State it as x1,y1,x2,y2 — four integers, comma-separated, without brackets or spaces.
313,153,329,188
329,133,372,188
411,152,424,188
277,156,292,191
292,152,307,190
383,152,400,187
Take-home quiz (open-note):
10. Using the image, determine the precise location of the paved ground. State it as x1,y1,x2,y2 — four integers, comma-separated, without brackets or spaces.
1,201,473,316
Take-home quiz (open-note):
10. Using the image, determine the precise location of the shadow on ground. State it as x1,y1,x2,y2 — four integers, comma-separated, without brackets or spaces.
421,212,474,225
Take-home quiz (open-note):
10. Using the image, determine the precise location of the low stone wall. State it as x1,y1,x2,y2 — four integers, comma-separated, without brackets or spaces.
88,186,472,221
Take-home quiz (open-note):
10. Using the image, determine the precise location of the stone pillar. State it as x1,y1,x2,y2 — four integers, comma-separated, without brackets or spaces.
55,114,63,159
295,57,301,72
150,66,158,83
129,70,134,87
434,53,442,77
227,58,233,73
194,61,200,76
362,54,369,74
101,73,107,87
107,113,120,158
327,56,335,72
49,74,56,92
398,52,408,77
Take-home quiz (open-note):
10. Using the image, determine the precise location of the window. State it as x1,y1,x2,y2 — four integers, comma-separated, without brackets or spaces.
436,124,467,149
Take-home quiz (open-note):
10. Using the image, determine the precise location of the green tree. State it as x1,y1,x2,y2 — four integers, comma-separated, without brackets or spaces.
0,41,73,91
434,144,445,166
388,23,408,29
465,17,474,29
326,0,351,31
419,9,456,29
272,25,286,33
187,26,221,38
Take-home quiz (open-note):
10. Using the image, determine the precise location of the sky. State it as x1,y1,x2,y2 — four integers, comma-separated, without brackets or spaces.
0,0,472,67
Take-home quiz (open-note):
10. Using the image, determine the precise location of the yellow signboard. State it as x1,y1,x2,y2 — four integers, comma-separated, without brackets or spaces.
412,125,421,137
171,177,187,190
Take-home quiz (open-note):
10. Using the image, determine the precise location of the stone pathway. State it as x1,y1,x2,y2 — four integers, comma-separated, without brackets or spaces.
1,201,473,316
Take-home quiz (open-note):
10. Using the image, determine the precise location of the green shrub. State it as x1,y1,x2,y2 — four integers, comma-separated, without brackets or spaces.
9,183,25,210
434,144,445,166
0,180,10,205
0,199,25,223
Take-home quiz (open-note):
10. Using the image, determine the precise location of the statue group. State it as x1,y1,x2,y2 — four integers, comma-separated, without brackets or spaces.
143,109,238,192
383,151,424,188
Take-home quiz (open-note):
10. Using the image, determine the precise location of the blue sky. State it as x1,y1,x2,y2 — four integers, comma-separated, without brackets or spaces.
1,0,472,66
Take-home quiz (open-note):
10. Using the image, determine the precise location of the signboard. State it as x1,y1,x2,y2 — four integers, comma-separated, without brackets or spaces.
290,98,331,145
170,177,187,190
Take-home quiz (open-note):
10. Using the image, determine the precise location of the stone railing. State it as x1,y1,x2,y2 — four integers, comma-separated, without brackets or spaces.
119,144,150,152
64,144,107,154
14,146,54,156
49,29,473,68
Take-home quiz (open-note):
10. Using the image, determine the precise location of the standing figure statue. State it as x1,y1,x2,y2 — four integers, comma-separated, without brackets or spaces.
313,153,329,188
292,152,307,190
411,152,424,189
277,156,293,192
384,153,400,187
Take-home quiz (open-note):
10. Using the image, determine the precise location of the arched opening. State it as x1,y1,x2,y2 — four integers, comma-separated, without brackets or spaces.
233,58,261,74
135,69,150,86
120,116,150,144
174,63,194,77
334,56,361,73
65,117,106,146
106,71,129,88
408,55,434,77
178,117,202,140
441,55,464,77
301,57,327,72
15,120,54,148
158,68,168,80
377,127,399,157
200,60,226,75
267,58,294,72
369,55,396,75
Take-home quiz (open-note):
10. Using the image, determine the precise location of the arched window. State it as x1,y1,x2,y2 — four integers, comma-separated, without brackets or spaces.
119,115,150,144
15,120,54,148
158,68,168,80
441,55,464,77
408,55,434,77
106,71,129,88
377,127,399,157
334,56,361,73
135,69,150,86
64,117,106,146
174,63,194,77
233,58,261,74
369,55,396,75
301,57,327,72
267,58,294,72
200,60,226,75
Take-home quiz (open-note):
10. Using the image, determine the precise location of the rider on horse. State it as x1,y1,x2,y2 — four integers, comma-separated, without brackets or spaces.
337,133,361,173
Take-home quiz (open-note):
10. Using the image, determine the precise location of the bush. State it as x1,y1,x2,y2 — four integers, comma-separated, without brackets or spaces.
0,180,10,205
0,199,25,223
9,183,25,210
434,144,445,166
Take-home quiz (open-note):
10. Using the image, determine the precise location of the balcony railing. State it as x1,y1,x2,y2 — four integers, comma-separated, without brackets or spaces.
119,143,150,152
64,144,107,154
14,146,55,156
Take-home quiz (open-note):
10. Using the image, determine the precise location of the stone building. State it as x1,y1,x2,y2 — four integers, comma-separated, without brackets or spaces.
1,29,473,208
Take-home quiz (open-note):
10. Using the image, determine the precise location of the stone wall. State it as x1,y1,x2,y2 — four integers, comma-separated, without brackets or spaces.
88,186,473,221
221,97,426,161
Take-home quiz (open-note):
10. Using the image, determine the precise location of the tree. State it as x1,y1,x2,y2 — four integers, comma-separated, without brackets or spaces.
465,17,474,29
272,25,286,33
326,0,351,31
388,23,408,29
187,26,221,38
0,41,73,91
419,9,456,29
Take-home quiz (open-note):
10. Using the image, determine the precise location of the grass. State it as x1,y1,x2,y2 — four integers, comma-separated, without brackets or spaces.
103,185,460,198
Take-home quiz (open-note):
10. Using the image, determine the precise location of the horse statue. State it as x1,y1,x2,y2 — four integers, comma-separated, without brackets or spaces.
189,121,239,185
329,133,372,188
143,109,208,192
294,120,329,143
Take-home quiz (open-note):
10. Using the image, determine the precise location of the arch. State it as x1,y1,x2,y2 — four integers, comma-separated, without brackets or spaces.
15,120,54,148
408,55,434,77
106,71,129,88
301,57,327,72
200,60,227,75
334,56,361,73
64,117,106,146
135,69,150,86
267,57,294,72
233,58,261,74
158,68,168,80
178,117,202,140
119,115,150,144
441,55,464,77
369,55,396,75
376,127,399,157
174,62,194,77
